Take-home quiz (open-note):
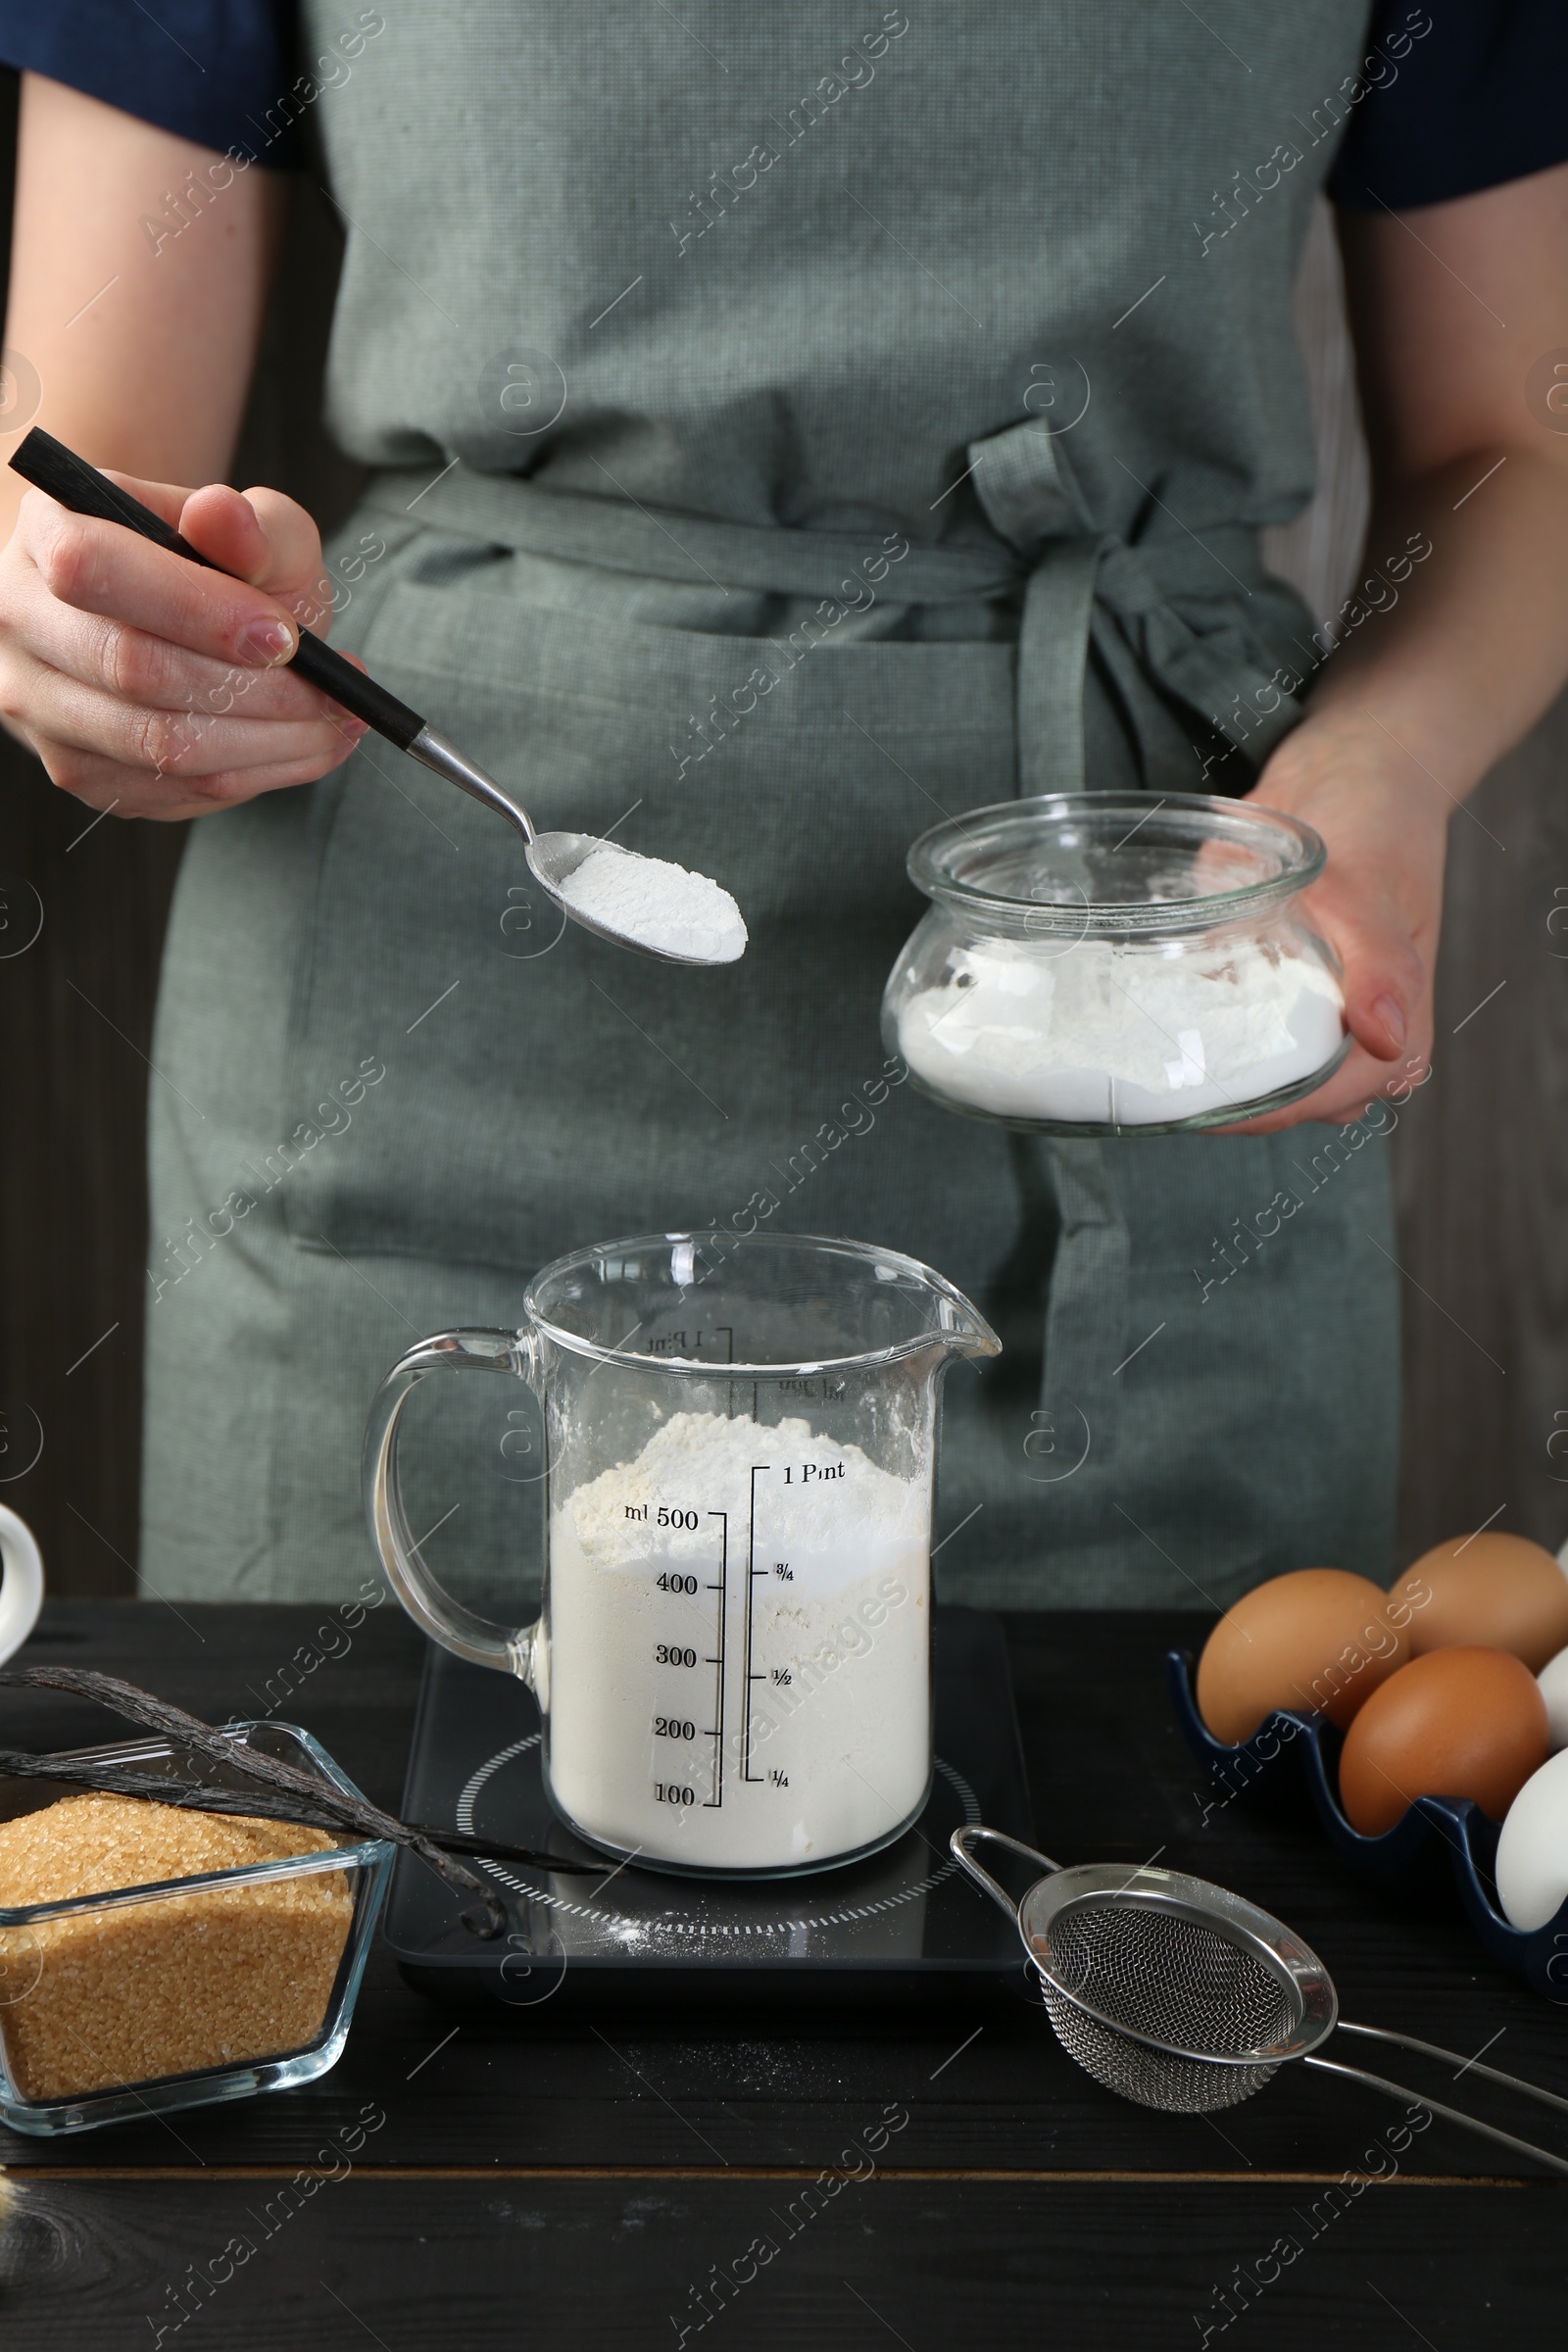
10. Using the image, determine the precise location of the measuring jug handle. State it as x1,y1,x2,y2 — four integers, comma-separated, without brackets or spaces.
949,1826,1062,1921
362,1327,540,1681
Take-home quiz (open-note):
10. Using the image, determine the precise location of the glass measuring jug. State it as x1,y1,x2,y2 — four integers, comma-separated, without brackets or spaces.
363,1232,999,1876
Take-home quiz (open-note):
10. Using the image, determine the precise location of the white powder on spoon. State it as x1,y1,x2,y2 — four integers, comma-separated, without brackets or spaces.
559,844,747,962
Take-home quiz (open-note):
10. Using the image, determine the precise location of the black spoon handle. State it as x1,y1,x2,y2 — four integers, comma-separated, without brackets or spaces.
9,426,427,751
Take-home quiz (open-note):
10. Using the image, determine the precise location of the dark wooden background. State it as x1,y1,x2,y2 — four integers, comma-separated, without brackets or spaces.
0,73,365,1595
0,75,1562,1596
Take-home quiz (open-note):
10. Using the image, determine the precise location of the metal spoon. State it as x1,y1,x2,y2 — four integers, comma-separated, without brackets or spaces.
9,428,741,967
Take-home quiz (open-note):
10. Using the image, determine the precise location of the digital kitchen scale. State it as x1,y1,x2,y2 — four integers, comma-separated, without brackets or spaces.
387,1606,1035,2012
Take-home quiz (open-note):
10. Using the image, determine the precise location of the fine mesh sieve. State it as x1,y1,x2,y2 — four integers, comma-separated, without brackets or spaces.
953,1828,1568,2173
1038,1893,1298,2113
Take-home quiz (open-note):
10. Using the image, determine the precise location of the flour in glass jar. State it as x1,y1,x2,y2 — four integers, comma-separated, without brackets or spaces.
544,1411,931,1870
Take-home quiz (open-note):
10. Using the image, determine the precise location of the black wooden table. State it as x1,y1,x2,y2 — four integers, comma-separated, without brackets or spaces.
0,1601,1559,2347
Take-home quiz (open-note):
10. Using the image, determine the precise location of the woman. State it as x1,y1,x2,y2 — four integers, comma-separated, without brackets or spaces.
0,4,1564,1608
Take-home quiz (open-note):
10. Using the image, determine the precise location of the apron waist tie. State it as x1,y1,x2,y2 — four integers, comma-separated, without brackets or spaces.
366,460,1301,799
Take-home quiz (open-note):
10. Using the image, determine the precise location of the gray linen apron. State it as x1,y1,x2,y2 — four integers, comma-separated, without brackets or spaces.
142,1,1397,1609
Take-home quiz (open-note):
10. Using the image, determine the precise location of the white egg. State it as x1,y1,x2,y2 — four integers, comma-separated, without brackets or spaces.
1496,1748,1568,1932
1541,1641,1568,1751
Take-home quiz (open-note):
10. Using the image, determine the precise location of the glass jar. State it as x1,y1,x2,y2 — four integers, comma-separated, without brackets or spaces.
883,794,1348,1136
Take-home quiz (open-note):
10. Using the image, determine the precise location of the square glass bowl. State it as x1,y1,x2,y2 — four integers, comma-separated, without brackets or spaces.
0,1722,392,2136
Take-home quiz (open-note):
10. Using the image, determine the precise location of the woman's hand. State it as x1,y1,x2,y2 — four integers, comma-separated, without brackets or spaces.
1219,710,1446,1133
0,472,368,821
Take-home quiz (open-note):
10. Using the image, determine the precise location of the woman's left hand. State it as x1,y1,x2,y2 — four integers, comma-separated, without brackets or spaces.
1217,710,1447,1133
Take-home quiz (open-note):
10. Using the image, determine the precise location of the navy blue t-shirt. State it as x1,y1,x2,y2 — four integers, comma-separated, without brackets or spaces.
0,1,1562,201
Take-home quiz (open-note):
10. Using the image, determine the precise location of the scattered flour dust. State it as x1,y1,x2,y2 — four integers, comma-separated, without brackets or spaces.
898,935,1344,1124
545,1411,930,1870
558,844,747,962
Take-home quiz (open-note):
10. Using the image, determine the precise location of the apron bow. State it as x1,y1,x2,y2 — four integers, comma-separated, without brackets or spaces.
965,416,1304,796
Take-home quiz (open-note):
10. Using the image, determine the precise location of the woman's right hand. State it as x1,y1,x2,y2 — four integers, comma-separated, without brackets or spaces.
0,473,369,820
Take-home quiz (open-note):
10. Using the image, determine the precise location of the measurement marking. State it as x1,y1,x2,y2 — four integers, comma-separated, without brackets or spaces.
65,1322,119,1377
1111,1321,1166,1377
66,796,120,848
1452,1503,1505,1555
705,1509,728,1808
929,2026,983,2080
65,273,122,329
588,275,643,329
405,2024,460,2081
742,1466,771,1783
1452,977,1505,1033
406,978,460,1032
1110,274,1165,330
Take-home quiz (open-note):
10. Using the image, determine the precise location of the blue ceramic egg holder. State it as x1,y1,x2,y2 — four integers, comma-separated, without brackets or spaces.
1167,1649,1568,2004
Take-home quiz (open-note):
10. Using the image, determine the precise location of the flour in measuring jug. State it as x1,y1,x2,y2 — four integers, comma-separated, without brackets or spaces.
557,844,748,962
546,1412,931,1870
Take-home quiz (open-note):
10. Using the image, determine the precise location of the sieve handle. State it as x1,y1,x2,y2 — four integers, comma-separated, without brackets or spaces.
950,1826,1062,1922
1336,2020,1568,2123
1303,2056,1568,2180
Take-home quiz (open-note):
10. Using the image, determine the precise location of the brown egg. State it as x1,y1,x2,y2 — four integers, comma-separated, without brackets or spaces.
1389,1533,1568,1672
1338,1647,1548,1837
1196,1569,1408,1744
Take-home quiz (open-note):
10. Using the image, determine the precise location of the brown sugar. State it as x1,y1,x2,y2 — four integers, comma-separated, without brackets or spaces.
0,1793,355,2102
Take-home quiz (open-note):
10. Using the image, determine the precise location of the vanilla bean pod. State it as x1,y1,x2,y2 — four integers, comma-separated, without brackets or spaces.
0,1664,607,1879
0,1749,368,1837
0,1668,528,1933
0,1747,612,1879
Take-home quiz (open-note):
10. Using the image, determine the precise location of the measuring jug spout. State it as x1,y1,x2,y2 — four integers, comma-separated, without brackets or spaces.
930,1292,1002,1366
363,1325,545,1682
